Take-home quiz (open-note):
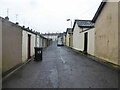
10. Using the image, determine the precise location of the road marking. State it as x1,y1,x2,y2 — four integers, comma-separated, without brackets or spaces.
60,56,65,64
59,48,66,64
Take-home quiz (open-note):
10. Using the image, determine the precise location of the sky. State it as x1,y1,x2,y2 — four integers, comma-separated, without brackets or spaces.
0,0,102,33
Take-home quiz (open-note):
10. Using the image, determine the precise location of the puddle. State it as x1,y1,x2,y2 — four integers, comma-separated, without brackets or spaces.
57,47,61,49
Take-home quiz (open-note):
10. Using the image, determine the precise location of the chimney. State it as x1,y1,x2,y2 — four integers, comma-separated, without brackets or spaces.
16,22,19,25
5,16,9,21
23,25,25,28
27,27,29,30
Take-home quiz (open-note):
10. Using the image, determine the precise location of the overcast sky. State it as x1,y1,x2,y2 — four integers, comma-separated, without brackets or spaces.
0,0,102,33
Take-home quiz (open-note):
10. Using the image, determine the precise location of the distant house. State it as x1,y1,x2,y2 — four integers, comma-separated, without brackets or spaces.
72,20,94,55
42,33,60,41
92,1,120,65
66,28,73,47
57,33,63,42
63,32,67,45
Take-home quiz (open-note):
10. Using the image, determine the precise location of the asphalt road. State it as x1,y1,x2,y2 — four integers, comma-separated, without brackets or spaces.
3,42,119,88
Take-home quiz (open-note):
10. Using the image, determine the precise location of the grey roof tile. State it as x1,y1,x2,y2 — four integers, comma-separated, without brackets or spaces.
66,28,73,34
75,20,94,28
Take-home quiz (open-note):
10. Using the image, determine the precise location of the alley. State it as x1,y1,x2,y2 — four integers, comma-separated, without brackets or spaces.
3,42,118,88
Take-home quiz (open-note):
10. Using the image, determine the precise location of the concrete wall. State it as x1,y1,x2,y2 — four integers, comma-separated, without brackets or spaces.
0,18,2,75
22,30,36,62
73,23,95,55
2,21,22,73
95,2,119,65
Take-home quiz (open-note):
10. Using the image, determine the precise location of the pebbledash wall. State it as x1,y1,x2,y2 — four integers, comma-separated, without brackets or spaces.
2,19,22,73
73,23,95,55
22,30,36,62
94,2,119,65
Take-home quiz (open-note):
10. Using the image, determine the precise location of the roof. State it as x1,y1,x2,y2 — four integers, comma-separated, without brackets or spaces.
41,33,61,36
0,16,3,19
66,28,73,34
92,0,107,23
58,33,63,38
1,16,40,35
76,20,94,28
72,20,94,31
1,16,51,40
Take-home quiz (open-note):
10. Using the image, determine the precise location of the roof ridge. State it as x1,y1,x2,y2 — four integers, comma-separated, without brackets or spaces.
92,1,107,23
75,19,92,21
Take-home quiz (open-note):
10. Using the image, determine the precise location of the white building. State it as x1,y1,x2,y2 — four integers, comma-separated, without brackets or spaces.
42,33,60,41
22,27,37,62
72,20,95,55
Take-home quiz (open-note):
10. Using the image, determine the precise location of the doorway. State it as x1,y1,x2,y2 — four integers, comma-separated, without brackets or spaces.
28,34,31,59
84,32,88,54
69,37,70,47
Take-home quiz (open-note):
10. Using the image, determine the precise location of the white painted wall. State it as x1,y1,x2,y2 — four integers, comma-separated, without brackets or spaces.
73,23,95,55
37,35,40,47
73,23,84,51
31,33,36,56
36,35,44,47
87,28,95,55
66,32,70,46
22,30,36,62
40,37,43,47
63,35,66,45
22,30,28,62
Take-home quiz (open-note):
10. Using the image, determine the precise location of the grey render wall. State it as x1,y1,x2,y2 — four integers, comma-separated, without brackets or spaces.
2,20,22,73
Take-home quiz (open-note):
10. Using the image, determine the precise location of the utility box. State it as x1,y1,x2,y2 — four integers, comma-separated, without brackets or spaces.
34,47,42,61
